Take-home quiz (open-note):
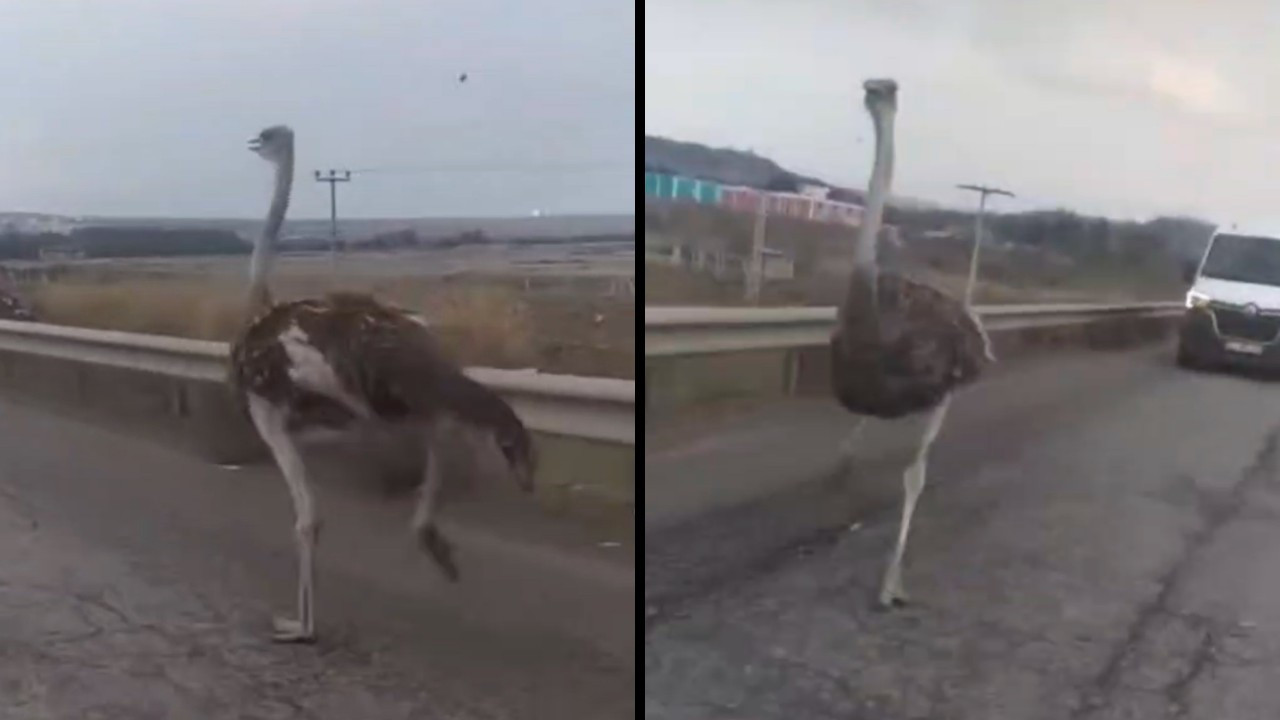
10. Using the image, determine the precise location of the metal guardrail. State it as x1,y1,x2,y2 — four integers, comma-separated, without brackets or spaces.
644,302,1184,357
0,319,636,446
0,303,1181,446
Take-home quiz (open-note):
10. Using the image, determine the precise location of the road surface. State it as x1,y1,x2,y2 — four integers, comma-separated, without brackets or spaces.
647,345,1280,719
0,396,633,719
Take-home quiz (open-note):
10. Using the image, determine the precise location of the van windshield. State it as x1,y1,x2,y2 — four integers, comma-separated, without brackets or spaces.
1200,233,1280,286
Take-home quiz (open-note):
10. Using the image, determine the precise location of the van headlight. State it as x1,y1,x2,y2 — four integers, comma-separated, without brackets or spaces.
1186,291,1211,309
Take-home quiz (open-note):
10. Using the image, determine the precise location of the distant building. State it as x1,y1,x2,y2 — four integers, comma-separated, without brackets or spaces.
645,170,865,228
719,185,764,213
644,231,731,277
644,171,723,205
761,247,795,280
38,246,85,261
644,233,684,265
797,183,831,200
806,195,865,226
922,229,960,241
715,183,864,227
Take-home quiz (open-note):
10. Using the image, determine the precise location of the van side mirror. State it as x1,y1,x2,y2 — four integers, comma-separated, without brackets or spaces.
1181,260,1197,284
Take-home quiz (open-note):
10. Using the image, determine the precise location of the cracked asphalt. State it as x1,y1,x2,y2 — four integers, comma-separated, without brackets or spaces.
0,397,633,719
646,347,1280,719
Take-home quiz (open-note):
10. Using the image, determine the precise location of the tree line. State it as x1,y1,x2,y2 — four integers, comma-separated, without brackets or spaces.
883,206,1215,267
0,227,248,260
0,225,633,261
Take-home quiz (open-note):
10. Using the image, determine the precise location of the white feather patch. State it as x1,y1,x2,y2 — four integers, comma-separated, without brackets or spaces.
279,324,373,418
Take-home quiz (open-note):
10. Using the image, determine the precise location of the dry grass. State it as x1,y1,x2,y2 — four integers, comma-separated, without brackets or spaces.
644,257,1166,310
31,281,245,340
27,274,635,378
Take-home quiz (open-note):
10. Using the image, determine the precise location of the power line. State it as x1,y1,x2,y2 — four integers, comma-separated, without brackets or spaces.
346,161,631,175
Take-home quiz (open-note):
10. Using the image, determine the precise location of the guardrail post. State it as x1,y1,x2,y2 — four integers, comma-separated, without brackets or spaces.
784,349,800,396
171,380,189,419
74,365,87,404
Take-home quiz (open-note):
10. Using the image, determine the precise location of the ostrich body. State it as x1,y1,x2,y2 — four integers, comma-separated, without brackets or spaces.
230,125,535,643
833,80,993,608
0,270,36,321
0,292,34,321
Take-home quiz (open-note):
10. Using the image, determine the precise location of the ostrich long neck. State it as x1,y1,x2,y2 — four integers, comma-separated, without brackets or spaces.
839,102,895,323
247,150,294,315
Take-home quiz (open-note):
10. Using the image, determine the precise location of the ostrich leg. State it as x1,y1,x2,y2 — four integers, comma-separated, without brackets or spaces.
878,395,951,609
412,425,460,581
247,394,320,643
839,417,868,462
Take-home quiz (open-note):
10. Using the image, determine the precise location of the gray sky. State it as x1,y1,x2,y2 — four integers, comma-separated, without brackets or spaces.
0,0,635,218
646,0,1280,227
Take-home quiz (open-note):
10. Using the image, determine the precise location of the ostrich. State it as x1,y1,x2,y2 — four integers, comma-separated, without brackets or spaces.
230,125,535,643
0,290,34,321
0,268,36,321
832,80,994,609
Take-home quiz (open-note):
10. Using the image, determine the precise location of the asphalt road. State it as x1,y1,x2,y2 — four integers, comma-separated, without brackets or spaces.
646,345,1280,719
0,397,634,719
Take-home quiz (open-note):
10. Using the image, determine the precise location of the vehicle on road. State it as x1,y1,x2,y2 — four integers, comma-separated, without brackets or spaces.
1179,226,1280,371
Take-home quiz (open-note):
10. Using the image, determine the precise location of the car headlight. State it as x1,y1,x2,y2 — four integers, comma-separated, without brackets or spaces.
1186,291,1211,309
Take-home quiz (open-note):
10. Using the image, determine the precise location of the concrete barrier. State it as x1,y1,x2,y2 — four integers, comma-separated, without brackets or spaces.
0,320,635,528
645,302,1183,419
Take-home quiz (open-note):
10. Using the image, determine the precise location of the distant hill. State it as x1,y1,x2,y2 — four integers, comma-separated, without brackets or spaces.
644,135,828,192
79,214,635,245
0,213,636,261
644,134,944,210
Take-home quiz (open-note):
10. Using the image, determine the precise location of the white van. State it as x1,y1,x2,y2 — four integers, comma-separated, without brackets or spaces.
1179,227,1280,369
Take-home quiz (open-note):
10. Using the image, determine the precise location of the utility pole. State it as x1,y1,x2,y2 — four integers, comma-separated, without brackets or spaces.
745,195,768,303
956,183,1015,307
315,169,352,273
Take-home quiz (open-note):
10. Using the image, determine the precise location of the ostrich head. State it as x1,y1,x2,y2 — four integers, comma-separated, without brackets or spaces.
249,125,294,164
863,78,898,118
862,79,897,186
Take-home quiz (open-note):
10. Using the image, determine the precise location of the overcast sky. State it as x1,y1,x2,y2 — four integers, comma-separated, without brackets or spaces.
0,0,635,218
646,0,1280,227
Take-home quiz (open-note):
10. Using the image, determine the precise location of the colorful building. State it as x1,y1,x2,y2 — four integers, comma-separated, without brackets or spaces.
646,171,865,228
644,171,723,205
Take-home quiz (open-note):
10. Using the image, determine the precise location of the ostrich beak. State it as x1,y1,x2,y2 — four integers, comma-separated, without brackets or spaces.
248,137,262,152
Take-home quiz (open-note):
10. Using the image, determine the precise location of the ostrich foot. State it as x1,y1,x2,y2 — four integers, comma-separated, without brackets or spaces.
419,526,461,582
876,577,910,610
271,616,316,644
875,589,910,611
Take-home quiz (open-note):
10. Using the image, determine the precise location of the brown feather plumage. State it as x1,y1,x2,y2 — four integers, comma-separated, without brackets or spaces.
229,292,535,487
831,272,993,419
